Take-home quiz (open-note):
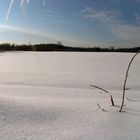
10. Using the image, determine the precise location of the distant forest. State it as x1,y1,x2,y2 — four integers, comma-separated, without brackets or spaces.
0,43,140,52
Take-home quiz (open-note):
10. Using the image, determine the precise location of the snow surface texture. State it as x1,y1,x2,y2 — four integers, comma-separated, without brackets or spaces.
0,52,140,140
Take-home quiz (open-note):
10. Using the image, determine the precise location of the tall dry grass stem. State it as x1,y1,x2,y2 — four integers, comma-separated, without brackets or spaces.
119,50,140,112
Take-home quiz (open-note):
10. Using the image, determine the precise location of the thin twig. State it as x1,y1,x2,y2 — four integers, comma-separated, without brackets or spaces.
90,84,115,106
90,85,109,94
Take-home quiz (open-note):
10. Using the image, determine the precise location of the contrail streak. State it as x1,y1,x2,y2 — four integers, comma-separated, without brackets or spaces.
5,0,14,23
26,0,30,5
43,0,46,6
20,0,24,7
20,0,30,7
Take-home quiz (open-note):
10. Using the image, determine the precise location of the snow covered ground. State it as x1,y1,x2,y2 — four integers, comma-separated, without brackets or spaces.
0,52,140,140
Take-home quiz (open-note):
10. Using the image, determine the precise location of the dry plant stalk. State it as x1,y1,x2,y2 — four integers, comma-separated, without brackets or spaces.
119,50,140,112
110,95,114,106
90,85,115,106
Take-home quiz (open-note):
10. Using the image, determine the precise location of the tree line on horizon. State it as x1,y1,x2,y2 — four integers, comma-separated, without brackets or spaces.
0,43,140,53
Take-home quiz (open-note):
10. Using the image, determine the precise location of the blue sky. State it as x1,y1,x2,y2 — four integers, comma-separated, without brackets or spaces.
0,0,140,47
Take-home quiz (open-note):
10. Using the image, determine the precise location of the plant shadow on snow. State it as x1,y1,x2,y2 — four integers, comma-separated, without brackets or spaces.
126,98,140,102
121,106,140,116
98,103,140,117
94,95,140,116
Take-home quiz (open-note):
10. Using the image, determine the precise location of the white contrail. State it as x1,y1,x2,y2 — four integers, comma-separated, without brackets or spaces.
43,0,46,6
20,0,24,7
26,0,30,5
20,0,30,7
5,0,14,23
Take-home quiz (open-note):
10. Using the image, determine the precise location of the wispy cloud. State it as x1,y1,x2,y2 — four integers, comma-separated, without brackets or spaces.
112,24,140,40
112,24,140,47
81,7,123,25
135,13,140,25
81,6,140,47
134,0,140,4
0,24,62,42
0,24,92,46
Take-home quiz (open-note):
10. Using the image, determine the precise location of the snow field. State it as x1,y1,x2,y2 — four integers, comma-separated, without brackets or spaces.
0,52,140,140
